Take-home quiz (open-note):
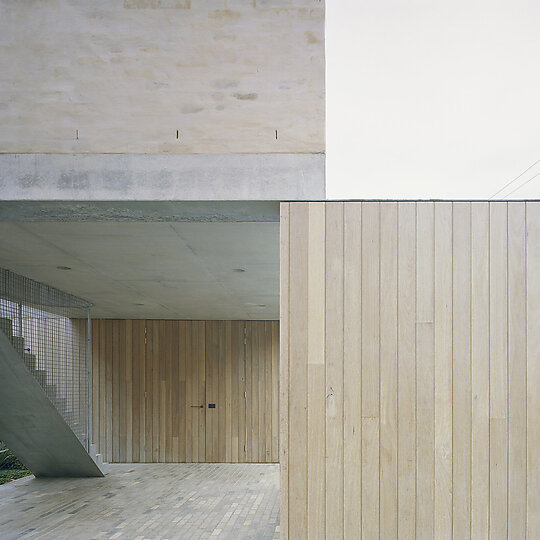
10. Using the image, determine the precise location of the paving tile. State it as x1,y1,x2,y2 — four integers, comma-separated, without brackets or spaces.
0,464,280,540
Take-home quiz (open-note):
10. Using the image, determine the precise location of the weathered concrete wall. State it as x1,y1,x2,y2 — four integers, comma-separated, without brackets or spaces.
0,0,324,155
0,152,325,200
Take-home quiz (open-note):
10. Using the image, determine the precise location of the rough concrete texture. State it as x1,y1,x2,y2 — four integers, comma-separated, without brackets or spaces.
0,0,324,155
0,153,325,200
0,222,279,319
0,463,280,540
0,331,104,477
0,200,280,222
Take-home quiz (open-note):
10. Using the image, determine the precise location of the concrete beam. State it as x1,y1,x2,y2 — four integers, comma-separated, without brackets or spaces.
0,153,325,201
0,201,280,222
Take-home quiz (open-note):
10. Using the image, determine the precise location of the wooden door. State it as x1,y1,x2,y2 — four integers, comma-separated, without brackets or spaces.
92,319,278,463
205,321,247,462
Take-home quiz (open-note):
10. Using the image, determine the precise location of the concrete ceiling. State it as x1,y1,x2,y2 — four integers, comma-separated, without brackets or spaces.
0,221,279,320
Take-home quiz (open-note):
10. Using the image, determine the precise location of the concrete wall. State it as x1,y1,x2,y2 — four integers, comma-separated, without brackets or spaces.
0,153,325,201
0,0,324,155
280,201,540,539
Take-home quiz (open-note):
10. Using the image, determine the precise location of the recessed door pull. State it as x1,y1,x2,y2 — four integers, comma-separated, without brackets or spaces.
190,405,203,408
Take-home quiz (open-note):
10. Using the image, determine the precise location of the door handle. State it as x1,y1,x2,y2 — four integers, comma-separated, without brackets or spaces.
190,405,203,408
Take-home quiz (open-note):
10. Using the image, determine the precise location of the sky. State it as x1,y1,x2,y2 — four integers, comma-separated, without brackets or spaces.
326,0,540,199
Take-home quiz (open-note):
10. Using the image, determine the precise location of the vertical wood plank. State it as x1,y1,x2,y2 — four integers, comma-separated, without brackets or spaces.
325,202,344,540
238,322,246,463
91,320,99,451
280,202,290,540
205,321,212,462
166,320,173,462
131,320,141,462
416,201,435,540
452,202,472,539
253,322,260,462
245,321,253,462
434,202,453,539
527,202,540,536
258,322,265,462
397,202,416,538
490,202,508,538
185,322,193,463
99,320,107,460
361,202,380,539
125,320,133,462
379,202,398,539
226,321,232,462
508,202,527,538
106,320,113,462
265,321,272,462
151,320,160,462
307,202,326,540
231,321,239,463
112,320,120,462
289,202,309,539
179,321,186,462
198,321,206,462
271,321,279,463
206,321,215,462
171,320,179,462
159,320,167,462
177,321,186,463
471,202,490,539
219,321,226,462
119,320,126,462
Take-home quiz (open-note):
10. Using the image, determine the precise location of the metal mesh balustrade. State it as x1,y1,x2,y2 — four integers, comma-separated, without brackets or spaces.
0,268,91,451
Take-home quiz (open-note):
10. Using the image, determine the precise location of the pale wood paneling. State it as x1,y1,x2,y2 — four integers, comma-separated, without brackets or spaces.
307,202,326,540
527,202,540,536
325,203,344,540
289,202,309,538
379,202,398,539
344,202,363,540
279,203,291,540
91,320,278,463
416,202,435,540
434,202,453,540
281,201,538,539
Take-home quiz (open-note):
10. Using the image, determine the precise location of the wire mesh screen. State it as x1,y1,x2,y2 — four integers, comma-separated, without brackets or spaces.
0,268,91,451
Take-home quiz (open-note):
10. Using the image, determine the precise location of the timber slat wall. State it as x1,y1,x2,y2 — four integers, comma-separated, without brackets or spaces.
91,320,278,463
280,201,540,539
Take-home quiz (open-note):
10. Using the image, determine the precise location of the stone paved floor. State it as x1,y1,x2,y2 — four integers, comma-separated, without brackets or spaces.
0,463,280,540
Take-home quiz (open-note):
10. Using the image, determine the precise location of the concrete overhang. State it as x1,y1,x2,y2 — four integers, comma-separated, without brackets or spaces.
0,153,325,201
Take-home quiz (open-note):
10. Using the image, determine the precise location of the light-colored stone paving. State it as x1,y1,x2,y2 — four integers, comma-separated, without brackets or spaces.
0,463,280,540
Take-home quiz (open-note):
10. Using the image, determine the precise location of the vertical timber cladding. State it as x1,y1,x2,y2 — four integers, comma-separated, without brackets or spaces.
281,201,540,539
91,320,279,463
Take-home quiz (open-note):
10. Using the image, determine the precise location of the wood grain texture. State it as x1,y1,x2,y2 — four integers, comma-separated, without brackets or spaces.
344,202,363,539
279,202,290,540
91,320,277,463
527,202,540,537
281,201,535,539
325,203,344,540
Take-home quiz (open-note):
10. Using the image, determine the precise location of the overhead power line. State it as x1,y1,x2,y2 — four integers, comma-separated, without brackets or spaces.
502,169,540,198
489,157,540,199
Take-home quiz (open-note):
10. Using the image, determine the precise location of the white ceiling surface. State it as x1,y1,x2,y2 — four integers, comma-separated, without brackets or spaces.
327,0,540,199
0,222,279,320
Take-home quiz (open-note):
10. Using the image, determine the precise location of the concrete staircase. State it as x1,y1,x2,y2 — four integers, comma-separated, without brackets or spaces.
0,318,108,477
